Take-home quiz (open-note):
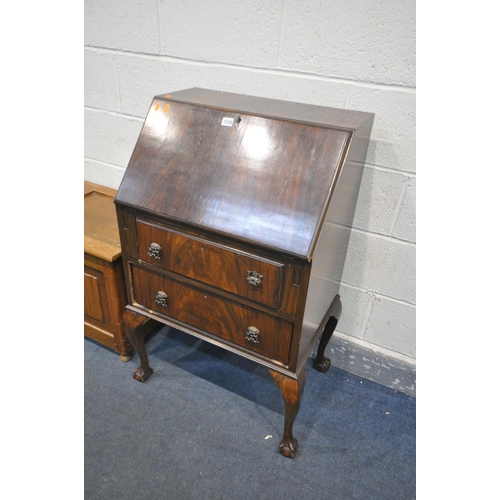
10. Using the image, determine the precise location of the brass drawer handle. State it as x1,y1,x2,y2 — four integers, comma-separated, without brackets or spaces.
147,242,162,259
155,291,168,307
246,270,263,287
245,326,260,344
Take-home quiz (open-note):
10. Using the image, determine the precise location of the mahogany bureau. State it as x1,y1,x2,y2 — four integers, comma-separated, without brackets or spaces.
114,88,374,458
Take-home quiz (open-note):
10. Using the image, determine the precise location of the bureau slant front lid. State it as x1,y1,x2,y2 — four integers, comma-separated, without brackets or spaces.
116,88,371,259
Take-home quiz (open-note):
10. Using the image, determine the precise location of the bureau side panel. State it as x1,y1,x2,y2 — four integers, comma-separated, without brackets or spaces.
300,117,373,363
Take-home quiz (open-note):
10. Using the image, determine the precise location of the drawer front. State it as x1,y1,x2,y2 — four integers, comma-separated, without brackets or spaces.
131,265,292,365
136,220,283,308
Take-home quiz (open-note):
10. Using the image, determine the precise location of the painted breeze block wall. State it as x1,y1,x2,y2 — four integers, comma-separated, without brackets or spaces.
84,0,416,395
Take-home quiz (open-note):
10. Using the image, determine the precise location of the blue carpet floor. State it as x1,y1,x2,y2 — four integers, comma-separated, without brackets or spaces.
85,327,415,499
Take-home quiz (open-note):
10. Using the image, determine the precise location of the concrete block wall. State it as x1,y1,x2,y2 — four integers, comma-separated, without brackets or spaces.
85,0,416,393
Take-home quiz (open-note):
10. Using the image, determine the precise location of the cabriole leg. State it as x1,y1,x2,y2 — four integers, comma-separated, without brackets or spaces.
313,295,342,373
122,309,153,382
268,366,306,458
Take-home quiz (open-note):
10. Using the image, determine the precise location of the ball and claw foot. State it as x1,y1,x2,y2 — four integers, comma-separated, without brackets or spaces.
132,366,153,383
278,437,298,459
313,356,331,373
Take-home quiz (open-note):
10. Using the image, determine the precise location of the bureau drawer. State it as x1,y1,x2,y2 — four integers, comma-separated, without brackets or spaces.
136,220,283,308
131,265,292,365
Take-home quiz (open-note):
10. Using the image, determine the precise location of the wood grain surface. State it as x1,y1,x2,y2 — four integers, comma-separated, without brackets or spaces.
116,98,350,259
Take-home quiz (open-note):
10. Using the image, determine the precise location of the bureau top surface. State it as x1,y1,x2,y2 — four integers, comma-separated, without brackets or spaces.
116,88,372,259
84,181,121,262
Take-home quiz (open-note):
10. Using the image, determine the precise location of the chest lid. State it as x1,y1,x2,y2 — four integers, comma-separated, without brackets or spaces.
85,181,121,262
115,88,371,260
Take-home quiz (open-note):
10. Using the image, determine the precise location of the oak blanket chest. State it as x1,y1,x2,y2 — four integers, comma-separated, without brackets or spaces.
84,181,157,360
84,181,132,359
114,88,374,458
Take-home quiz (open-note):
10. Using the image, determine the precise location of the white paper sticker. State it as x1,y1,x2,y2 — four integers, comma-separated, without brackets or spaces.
221,117,234,127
